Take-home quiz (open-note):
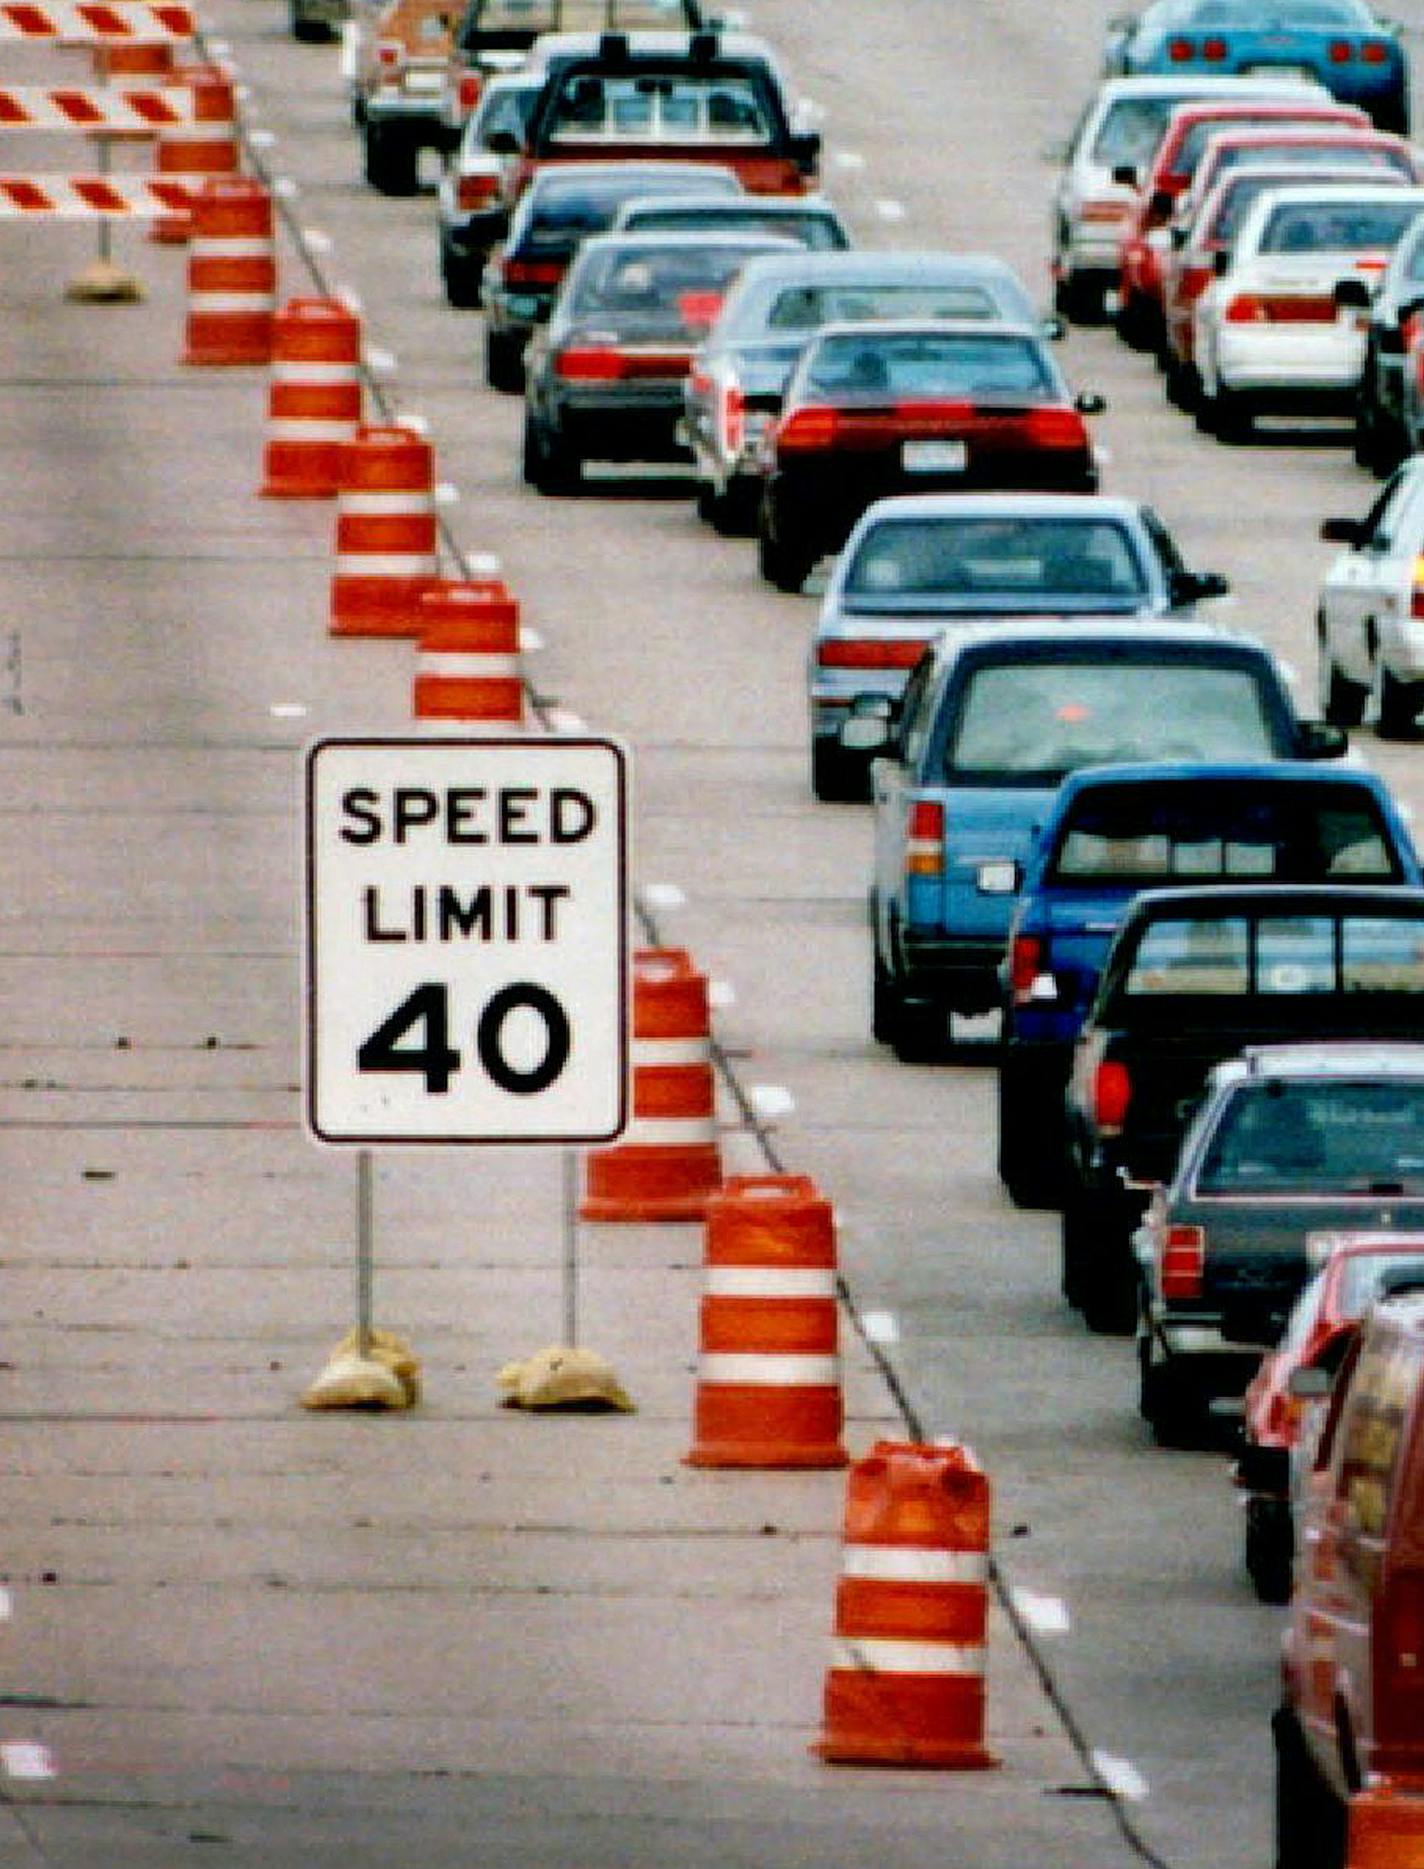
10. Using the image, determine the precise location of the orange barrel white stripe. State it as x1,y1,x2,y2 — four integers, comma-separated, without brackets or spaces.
261,296,363,498
581,947,722,1222
686,1174,847,1470
1346,1788,1424,1869
818,1439,998,1769
329,424,439,637
413,579,524,726
182,176,275,366
151,64,238,242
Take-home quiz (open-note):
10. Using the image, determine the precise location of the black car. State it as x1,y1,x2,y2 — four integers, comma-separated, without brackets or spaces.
480,159,742,390
1345,203,1424,473
756,320,1103,594
1062,883,1424,1333
521,228,796,491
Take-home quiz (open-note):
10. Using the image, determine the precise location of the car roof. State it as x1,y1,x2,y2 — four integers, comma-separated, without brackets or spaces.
619,192,841,217
1121,881,1424,923
1226,1041,1424,1082
571,228,804,256
800,316,1046,343
1089,74,1330,101
525,158,744,194
1049,758,1386,797
531,28,780,67
728,249,1028,289
1242,181,1424,208
848,492,1150,524
920,617,1271,665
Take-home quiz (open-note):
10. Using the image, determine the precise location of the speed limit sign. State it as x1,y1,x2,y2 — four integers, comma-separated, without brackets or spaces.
304,736,630,1145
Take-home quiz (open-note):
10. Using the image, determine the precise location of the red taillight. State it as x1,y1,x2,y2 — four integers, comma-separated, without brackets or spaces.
1409,559,1424,617
1094,1060,1132,1134
458,72,482,114
1375,1571,1424,1766
1009,934,1044,1005
775,405,839,453
555,345,625,381
1225,293,1337,325
502,257,564,287
1362,39,1389,64
1180,261,1212,301
1168,35,1194,60
1021,406,1089,449
906,799,944,878
455,172,499,211
722,380,745,455
1160,1224,1206,1300
1329,38,1353,63
818,638,930,670
1080,197,1129,224
375,36,402,70
677,288,723,331
1203,35,1227,59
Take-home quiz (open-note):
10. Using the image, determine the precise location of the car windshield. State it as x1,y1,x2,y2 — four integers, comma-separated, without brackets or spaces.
798,331,1054,402
1173,0,1373,22
545,71,773,143
1197,1080,1424,1196
944,662,1276,781
1049,782,1400,885
763,282,1002,331
1091,96,1181,168
566,240,772,322
843,516,1148,610
622,206,843,248
1121,912,1424,997
1210,167,1399,241
1259,198,1423,253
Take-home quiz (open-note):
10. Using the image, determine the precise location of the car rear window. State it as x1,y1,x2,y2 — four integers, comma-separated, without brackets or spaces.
1198,1079,1424,1197
622,206,844,248
1259,198,1422,254
1122,912,1424,997
945,662,1276,781
522,171,737,245
1091,96,1179,168
1049,783,1401,885
1176,114,1344,176
1208,166,1400,242
844,516,1147,603
545,71,773,143
474,0,694,26
567,239,774,319
1215,142,1409,181
800,331,1055,401
764,283,1000,330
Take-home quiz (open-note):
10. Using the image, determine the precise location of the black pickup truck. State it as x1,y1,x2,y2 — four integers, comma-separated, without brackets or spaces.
1060,884,1424,1332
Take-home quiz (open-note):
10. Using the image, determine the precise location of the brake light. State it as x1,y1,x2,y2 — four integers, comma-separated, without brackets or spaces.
502,257,564,287
1362,39,1389,64
721,379,745,455
556,345,624,381
1160,1224,1206,1300
1410,555,1424,617
1180,261,1212,301
1224,293,1337,325
775,405,839,452
455,172,499,211
458,71,482,115
1329,38,1353,62
375,36,403,71
1022,406,1088,448
817,638,929,670
1168,35,1194,60
1094,1060,1132,1134
1203,35,1226,59
677,288,723,331
906,799,944,878
1009,934,1044,1005
1080,197,1129,224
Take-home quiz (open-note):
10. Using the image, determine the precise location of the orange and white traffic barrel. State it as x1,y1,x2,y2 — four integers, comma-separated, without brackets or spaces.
818,1439,997,1769
686,1174,847,1470
151,64,238,242
413,579,525,726
261,297,363,498
329,424,440,637
182,176,275,366
581,948,723,1222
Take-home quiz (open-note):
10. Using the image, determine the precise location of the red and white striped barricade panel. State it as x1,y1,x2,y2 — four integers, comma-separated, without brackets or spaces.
0,84,197,132
0,2,196,41
0,172,195,217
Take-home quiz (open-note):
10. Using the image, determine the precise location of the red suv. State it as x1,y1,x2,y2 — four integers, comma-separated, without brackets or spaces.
1277,1293,1424,1867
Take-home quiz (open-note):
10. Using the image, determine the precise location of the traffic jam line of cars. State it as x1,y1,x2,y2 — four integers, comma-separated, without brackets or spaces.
298,0,1424,1857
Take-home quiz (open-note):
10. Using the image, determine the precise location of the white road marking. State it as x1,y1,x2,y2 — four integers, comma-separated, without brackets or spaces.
1010,1587,1071,1634
1092,1750,1150,1801
2,1742,57,1781
303,228,333,254
269,701,309,719
835,150,866,171
875,199,907,223
861,1309,899,1343
249,128,276,148
642,882,686,910
273,176,298,199
749,1083,795,1118
434,482,459,505
708,978,736,1008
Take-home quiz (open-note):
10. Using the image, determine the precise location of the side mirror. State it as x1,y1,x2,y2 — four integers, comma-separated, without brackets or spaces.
1333,275,1373,312
1288,1365,1334,1400
1296,719,1349,760
790,129,821,173
1075,390,1107,415
1111,162,1139,188
1173,568,1230,603
1320,516,1366,545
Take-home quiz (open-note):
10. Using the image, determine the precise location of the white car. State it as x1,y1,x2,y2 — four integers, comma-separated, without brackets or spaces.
1193,179,1424,439
435,71,540,307
1048,73,1327,324
1316,453,1424,736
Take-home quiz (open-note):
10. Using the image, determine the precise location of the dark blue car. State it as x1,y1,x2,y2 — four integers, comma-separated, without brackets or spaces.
1105,0,1409,134
995,760,1421,1205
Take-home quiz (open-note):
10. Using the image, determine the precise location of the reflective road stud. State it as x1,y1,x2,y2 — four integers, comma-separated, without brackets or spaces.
581,948,722,1222
261,296,363,497
329,424,439,637
818,1439,997,1769
687,1174,847,1469
413,579,524,726
182,176,275,365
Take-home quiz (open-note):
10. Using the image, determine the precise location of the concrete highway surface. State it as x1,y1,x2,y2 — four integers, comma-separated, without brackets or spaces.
4,0,1423,1863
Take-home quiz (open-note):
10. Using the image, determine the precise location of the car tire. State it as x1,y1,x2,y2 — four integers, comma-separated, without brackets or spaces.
1054,271,1105,326
871,945,900,1046
1211,385,1254,443
440,246,482,310
522,415,580,496
1244,1494,1294,1606
1272,1704,1348,1869
362,123,419,197
290,2,334,41
1163,354,1199,412
811,739,864,804
757,505,815,594
1320,640,1369,729
1377,666,1424,739
1137,1337,1203,1444
998,1062,1065,1209
1113,286,1157,352
1070,1188,1138,1334
485,329,525,394
699,477,757,537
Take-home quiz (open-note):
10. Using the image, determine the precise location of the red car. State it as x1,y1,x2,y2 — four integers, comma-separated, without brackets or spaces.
1236,1232,1424,1604
1113,96,1370,350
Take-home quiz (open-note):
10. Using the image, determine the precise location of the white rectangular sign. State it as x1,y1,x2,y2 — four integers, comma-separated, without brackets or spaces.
304,736,629,1145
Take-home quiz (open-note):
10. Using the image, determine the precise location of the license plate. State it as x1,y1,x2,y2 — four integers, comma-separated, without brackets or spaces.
903,438,967,473
1243,63,1312,79
404,70,445,92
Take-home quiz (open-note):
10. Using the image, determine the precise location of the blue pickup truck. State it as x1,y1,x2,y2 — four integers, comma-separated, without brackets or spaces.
859,623,1348,1065
998,760,1421,1209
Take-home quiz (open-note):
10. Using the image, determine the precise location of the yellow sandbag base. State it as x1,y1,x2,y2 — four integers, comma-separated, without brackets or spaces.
302,1328,422,1410
66,260,146,305
497,1344,634,1412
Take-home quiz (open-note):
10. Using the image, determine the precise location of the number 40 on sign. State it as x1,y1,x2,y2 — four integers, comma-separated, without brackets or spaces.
304,736,630,1146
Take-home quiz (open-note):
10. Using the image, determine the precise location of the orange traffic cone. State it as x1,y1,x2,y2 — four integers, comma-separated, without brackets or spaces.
182,177,275,366
818,1439,998,1769
329,425,440,637
581,948,722,1222
687,1175,847,1469
151,64,239,242
413,579,525,726
261,297,363,497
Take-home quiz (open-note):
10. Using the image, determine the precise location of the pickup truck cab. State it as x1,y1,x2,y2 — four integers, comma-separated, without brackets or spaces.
1063,883,1424,1333
999,760,1414,1207
861,622,1346,1064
